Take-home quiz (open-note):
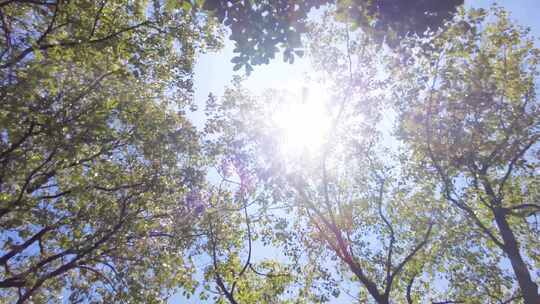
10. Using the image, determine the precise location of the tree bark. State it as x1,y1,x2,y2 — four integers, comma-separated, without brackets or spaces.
493,210,539,304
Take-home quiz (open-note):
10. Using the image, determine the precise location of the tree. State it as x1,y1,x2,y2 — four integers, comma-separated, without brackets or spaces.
395,7,540,303
339,0,464,47
205,73,446,304
203,29,443,303
0,65,205,302
0,1,219,302
199,184,295,304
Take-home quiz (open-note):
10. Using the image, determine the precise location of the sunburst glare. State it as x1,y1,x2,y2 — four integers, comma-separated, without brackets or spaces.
272,85,332,157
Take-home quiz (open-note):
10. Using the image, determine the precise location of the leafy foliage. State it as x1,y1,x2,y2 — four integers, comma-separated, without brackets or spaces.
395,7,540,303
202,0,463,72
338,0,464,47
0,0,218,302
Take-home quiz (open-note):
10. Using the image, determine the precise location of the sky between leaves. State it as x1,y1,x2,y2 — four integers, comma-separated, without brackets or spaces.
171,1,540,303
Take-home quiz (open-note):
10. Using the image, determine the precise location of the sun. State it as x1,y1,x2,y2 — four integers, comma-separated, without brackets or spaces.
272,85,332,157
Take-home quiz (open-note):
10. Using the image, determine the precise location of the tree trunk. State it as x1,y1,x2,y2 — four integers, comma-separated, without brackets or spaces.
493,210,540,304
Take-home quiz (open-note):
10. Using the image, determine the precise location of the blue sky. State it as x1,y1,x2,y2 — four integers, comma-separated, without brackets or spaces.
171,1,540,303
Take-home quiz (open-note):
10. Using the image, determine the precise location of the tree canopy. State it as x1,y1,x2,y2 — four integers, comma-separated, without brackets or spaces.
1,1,539,304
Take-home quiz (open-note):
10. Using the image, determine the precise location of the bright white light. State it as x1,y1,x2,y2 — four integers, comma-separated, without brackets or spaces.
272,85,332,156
